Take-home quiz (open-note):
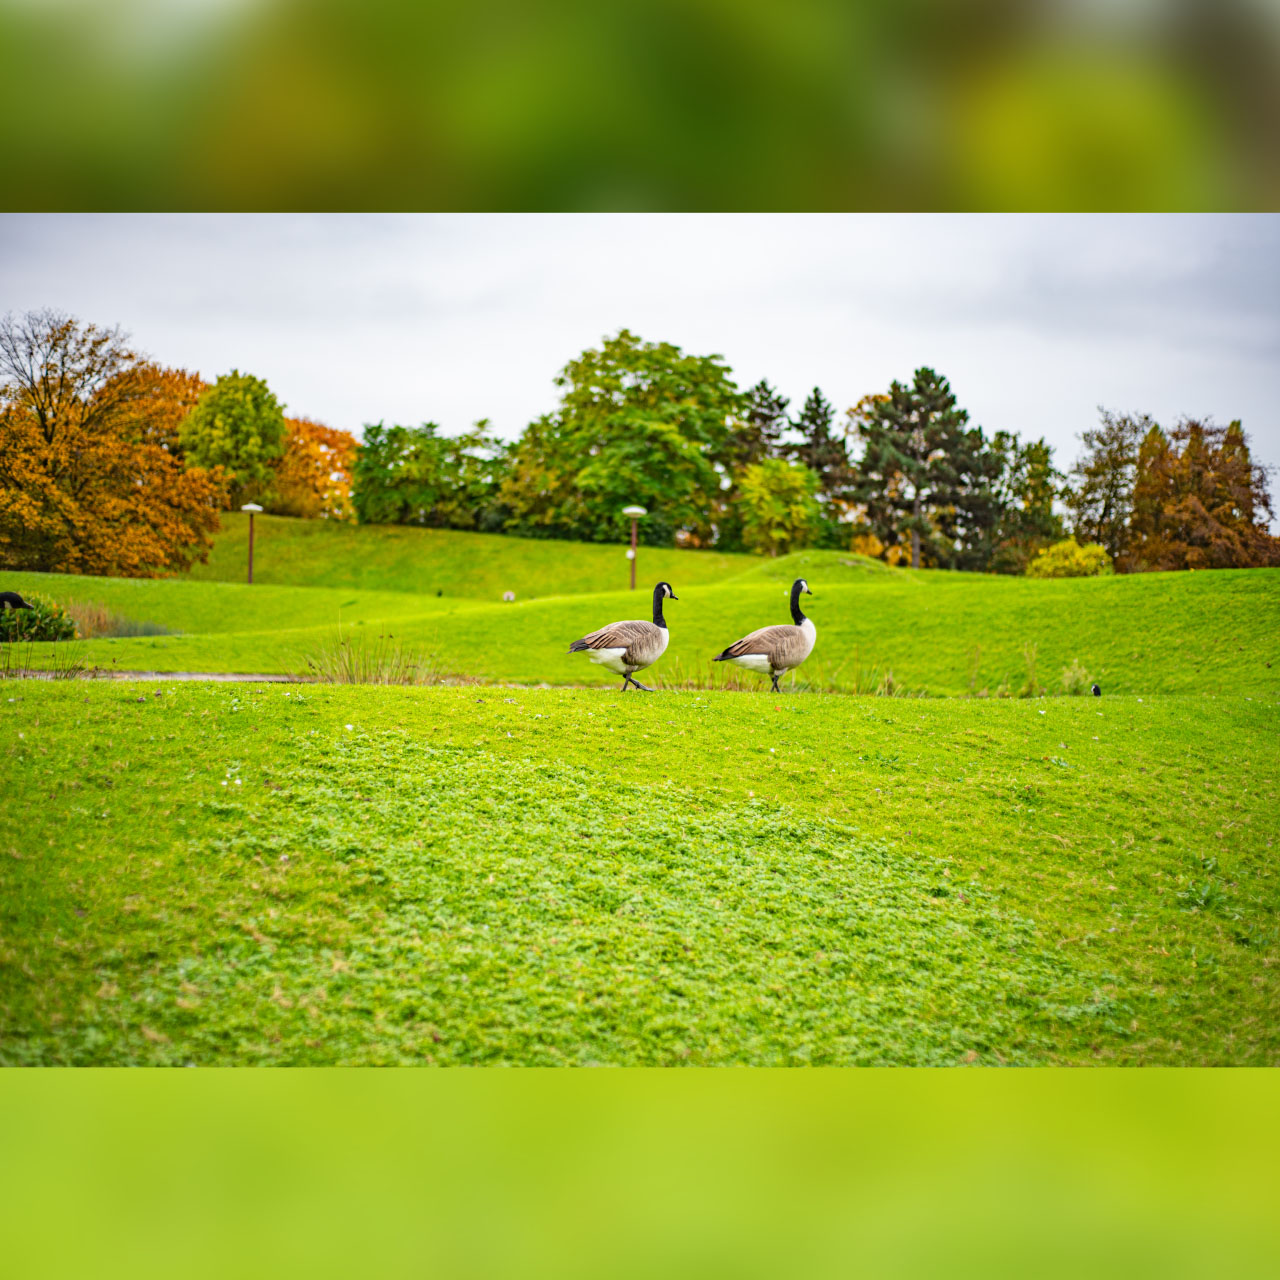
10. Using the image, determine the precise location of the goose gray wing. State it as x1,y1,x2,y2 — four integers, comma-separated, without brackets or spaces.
568,619,664,665
714,624,803,662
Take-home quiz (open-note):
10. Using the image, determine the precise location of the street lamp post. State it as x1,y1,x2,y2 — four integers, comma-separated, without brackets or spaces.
621,505,647,590
241,503,263,583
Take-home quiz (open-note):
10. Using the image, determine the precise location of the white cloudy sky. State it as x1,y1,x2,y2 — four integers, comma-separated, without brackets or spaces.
3,213,1278,484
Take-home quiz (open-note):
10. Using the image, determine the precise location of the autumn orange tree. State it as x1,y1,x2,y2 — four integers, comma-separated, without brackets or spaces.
271,417,357,519
1126,417,1280,571
0,310,225,576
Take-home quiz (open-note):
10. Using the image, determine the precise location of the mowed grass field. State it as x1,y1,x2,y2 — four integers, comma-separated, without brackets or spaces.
2,684,1276,1065
5,557,1278,696
2,521,1278,1065
188,512,756,598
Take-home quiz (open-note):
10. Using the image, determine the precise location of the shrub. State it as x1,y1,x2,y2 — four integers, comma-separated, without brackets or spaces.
1026,540,1113,579
0,595,76,642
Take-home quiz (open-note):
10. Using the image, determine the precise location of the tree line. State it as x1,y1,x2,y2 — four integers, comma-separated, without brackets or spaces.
2,311,1276,577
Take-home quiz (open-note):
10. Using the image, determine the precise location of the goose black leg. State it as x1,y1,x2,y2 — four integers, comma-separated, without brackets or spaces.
770,674,781,693
620,676,630,691
628,675,655,692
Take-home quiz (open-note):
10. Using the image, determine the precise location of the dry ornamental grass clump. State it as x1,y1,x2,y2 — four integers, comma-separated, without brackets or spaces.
303,626,445,686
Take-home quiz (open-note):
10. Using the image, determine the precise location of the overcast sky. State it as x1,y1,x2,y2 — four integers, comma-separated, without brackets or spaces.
3,213,1278,487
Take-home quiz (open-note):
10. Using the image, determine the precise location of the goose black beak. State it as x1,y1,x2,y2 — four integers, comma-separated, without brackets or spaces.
669,593,679,600
806,589,814,596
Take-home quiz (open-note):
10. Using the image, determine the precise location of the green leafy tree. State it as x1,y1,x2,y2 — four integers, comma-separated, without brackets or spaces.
735,458,822,556
1064,409,1148,563
848,368,985,569
352,421,507,529
501,330,743,547
179,370,286,507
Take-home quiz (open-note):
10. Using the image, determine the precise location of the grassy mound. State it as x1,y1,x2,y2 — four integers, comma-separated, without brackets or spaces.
730,549,903,582
187,513,754,599
3,684,1276,1065
5,564,1277,697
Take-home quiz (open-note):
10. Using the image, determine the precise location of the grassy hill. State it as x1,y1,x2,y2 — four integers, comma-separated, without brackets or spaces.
6,557,1278,696
187,512,755,598
4,526,1277,1066
3,682,1276,1065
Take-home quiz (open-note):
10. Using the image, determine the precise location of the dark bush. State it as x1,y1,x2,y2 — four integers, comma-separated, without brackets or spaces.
0,595,77,642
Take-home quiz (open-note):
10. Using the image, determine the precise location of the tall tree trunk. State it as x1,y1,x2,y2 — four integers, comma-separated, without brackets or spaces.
911,493,921,568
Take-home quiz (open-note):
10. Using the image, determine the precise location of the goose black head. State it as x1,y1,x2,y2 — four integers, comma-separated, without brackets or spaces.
0,591,33,611
788,578,812,624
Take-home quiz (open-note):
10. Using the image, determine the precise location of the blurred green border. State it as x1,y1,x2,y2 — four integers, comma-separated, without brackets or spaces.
2,1070,1277,1276
0,0,1276,210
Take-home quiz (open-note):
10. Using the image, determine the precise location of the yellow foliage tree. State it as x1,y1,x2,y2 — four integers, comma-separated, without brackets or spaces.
271,417,357,520
0,310,224,576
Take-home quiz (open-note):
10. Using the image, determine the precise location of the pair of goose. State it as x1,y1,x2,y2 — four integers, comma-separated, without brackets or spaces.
568,578,816,692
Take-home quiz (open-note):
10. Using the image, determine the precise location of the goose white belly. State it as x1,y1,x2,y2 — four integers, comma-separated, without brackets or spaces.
587,647,630,675
726,618,817,673
585,626,669,674
729,652,775,673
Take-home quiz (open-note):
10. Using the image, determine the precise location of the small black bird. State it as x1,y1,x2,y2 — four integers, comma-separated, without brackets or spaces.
1091,683,1102,697
0,591,33,611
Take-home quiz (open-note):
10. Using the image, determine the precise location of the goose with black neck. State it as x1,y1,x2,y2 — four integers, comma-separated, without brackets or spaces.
567,581,678,692
713,577,817,692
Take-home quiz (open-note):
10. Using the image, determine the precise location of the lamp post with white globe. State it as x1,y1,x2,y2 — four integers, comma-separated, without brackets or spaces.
241,503,263,584
621,505,647,590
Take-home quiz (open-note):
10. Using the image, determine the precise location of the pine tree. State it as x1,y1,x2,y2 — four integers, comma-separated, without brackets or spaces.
725,379,790,471
848,368,974,569
790,388,849,490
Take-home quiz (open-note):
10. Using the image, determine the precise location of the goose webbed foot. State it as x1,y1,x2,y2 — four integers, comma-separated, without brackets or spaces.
623,673,654,692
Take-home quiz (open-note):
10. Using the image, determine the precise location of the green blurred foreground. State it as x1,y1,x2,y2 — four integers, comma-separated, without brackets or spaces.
1,1073,1276,1277
1,0,1276,209
2,683,1277,1066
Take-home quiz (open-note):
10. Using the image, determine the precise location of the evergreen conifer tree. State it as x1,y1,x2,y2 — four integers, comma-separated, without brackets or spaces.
725,379,790,470
849,367,974,568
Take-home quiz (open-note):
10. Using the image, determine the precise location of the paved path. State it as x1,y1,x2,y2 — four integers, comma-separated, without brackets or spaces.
11,669,310,683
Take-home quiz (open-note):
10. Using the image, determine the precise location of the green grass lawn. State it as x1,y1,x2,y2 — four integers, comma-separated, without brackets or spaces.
188,512,755,598
6,560,1278,696
4,528,1276,1065
3,684,1276,1065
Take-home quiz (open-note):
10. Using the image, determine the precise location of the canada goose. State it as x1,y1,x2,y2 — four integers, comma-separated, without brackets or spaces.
568,581,677,691
714,578,816,692
0,592,33,611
